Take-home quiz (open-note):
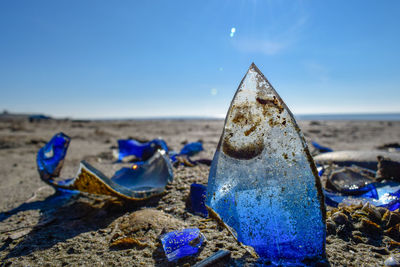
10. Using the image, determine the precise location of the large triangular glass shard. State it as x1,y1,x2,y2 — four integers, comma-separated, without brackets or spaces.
206,63,326,264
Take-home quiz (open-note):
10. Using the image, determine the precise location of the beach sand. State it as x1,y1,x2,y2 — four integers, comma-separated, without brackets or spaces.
1,118,400,266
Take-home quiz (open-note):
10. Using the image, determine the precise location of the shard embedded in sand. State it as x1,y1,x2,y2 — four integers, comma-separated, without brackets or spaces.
206,63,326,264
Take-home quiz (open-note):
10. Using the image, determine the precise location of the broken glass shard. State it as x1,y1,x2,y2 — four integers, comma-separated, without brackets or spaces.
170,142,204,164
160,228,205,261
325,166,376,193
180,142,203,157
324,181,400,211
117,138,168,161
37,132,70,183
312,141,333,154
37,133,173,200
190,183,208,217
206,63,326,264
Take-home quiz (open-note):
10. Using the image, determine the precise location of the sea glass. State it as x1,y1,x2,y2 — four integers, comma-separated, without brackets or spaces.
206,63,326,264
160,228,205,261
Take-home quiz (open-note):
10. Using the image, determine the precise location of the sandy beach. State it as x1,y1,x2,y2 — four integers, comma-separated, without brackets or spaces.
1,118,400,266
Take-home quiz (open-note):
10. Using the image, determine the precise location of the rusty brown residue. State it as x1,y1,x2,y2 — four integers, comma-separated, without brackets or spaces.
222,136,264,160
268,117,280,128
244,125,257,136
256,96,284,114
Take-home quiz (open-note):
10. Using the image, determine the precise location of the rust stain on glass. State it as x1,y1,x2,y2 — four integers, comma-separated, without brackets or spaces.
206,63,326,265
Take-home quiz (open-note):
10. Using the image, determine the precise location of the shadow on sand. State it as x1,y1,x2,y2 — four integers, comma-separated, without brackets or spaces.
0,189,163,261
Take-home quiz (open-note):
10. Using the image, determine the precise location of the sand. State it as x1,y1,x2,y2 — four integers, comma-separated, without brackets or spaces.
0,118,400,266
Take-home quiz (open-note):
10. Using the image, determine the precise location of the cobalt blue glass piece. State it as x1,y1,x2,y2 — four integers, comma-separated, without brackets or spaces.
117,138,168,161
324,181,400,211
190,183,208,217
311,141,333,153
180,142,204,157
206,63,326,265
169,151,179,163
37,132,70,182
317,165,325,177
160,228,205,261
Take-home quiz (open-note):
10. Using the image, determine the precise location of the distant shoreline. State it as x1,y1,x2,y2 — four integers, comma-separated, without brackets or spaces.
2,112,400,121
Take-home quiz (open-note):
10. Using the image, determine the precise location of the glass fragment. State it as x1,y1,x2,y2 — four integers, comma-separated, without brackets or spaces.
190,183,208,217
311,141,333,153
180,142,203,157
324,181,400,211
117,138,168,161
325,166,376,193
206,63,326,264
37,132,70,183
160,228,205,261
37,133,173,200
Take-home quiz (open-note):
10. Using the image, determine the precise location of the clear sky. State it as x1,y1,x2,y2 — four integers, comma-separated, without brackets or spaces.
1,0,399,119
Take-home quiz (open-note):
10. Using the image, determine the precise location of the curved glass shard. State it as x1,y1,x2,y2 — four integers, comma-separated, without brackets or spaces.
37,132,70,183
37,133,173,200
117,138,168,161
206,63,326,264
325,166,376,193
160,228,205,261
324,181,400,211
65,150,173,200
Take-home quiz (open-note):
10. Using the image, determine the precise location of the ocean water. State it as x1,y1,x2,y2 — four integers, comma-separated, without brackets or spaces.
295,113,400,121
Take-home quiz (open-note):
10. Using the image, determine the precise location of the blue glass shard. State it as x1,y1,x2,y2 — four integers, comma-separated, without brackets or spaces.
170,142,204,164
111,150,173,190
324,181,400,211
160,228,205,261
206,63,326,264
317,165,325,177
180,142,204,157
168,151,179,162
312,141,333,153
117,138,168,161
325,166,376,194
37,132,70,182
190,183,208,217
65,150,173,200
37,133,173,200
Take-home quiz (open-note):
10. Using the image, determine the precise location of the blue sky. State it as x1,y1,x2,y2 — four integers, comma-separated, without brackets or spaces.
0,0,399,118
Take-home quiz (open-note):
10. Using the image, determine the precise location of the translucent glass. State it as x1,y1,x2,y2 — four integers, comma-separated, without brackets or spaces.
206,63,326,264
